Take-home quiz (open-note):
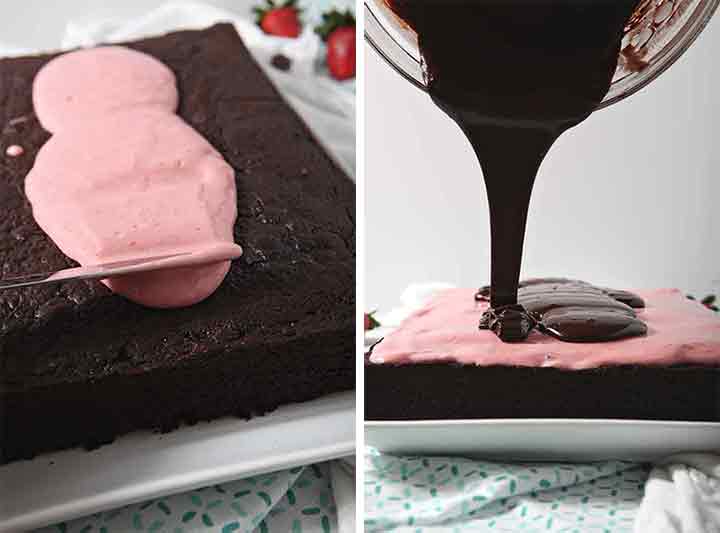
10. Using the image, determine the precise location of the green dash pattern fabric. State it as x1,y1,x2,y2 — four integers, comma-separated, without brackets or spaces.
364,449,651,532
38,462,338,533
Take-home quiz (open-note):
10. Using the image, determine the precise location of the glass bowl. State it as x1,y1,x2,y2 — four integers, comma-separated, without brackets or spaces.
365,0,719,110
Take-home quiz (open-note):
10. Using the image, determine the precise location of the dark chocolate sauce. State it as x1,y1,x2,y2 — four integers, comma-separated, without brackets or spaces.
475,279,647,342
386,0,646,342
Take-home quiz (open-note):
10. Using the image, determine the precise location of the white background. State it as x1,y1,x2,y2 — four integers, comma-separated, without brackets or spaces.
1,0,228,51
365,17,720,312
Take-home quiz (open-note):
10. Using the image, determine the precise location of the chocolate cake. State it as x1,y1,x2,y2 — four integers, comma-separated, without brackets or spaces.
366,357,720,421
0,24,355,464
365,287,720,421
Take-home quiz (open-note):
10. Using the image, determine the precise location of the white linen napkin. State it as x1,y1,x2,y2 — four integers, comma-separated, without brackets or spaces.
331,457,357,533
634,453,720,533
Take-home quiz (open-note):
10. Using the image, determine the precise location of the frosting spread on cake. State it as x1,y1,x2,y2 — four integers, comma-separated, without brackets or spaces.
26,46,241,308
370,288,720,369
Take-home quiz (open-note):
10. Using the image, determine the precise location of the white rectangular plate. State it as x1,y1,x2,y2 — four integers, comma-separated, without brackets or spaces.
365,418,720,461
0,392,355,532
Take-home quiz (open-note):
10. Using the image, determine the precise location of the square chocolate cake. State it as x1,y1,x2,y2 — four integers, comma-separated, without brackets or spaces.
0,24,355,464
366,288,720,421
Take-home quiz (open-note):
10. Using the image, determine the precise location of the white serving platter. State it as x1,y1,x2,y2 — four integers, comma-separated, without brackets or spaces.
365,418,720,461
0,391,355,532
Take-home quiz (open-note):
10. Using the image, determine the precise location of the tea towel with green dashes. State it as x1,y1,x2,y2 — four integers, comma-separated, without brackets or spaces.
39,461,343,533
364,448,650,532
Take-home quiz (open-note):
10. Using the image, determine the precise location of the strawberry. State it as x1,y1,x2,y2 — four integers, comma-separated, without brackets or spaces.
702,295,719,312
253,0,302,38
364,312,380,331
327,27,356,80
315,9,356,80
688,294,719,312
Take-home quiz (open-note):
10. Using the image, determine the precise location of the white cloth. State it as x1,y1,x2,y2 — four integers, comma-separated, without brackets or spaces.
635,454,720,533
331,457,357,533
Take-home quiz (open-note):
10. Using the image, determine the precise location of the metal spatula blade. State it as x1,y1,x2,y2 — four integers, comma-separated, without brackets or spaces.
0,250,238,290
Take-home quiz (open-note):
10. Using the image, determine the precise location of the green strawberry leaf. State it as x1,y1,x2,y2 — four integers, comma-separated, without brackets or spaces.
315,8,355,41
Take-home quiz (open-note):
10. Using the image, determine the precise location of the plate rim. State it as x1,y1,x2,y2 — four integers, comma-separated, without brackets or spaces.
1,392,355,532
2,442,354,533
364,416,720,462
365,418,720,428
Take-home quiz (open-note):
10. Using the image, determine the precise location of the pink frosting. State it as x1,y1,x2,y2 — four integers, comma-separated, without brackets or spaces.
32,46,179,133
370,288,720,369
26,46,241,308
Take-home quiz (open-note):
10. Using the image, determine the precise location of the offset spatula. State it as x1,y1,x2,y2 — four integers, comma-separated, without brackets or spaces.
0,248,241,290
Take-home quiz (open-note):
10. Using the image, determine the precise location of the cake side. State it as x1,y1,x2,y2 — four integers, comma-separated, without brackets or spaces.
7,328,351,462
0,24,355,463
365,350,720,421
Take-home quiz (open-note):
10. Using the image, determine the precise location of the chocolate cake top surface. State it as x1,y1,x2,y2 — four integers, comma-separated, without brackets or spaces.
0,24,355,390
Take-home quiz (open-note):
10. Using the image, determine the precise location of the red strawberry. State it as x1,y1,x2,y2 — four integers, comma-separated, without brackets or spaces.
701,295,718,312
364,312,380,331
688,294,719,312
315,9,356,81
254,0,302,38
327,27,356,80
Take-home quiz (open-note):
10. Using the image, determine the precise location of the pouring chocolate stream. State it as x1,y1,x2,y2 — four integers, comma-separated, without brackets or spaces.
386,0,647,342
